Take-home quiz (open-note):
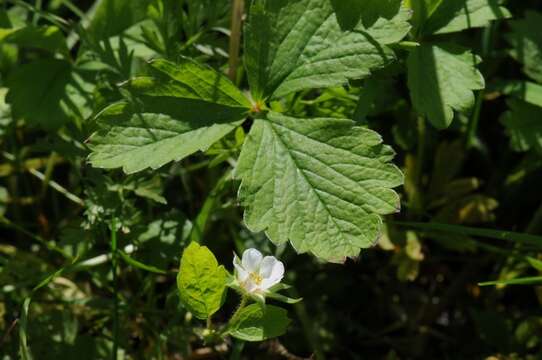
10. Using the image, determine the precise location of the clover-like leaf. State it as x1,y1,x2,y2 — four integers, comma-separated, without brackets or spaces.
501,99,542,155
235,112,403,262
407,43,484,129
177,242,228,320
245,0,411,100
88,58,251,174
227,304,290,342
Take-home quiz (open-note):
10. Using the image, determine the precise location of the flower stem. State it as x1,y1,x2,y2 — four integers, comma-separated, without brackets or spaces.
229,295,248,326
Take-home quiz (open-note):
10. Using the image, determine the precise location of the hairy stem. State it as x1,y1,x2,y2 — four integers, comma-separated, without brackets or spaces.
230,295,248,324
228,0,244,82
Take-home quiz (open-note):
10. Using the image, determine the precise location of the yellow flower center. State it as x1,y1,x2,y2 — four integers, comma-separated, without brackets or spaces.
249,272,263,285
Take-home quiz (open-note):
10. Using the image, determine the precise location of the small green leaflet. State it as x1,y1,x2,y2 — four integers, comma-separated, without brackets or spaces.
420,0,510,35
501,99,542,155
235,112,402,261
6,59,93,130
226,304,290,342
88,58,251,173
244,0,411,100
177,242,228,320
507,11,542,84
0,25,69,55
493,81,542,109
407,43,484,129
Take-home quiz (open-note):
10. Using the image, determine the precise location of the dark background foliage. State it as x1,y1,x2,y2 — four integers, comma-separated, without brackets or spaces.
1,0,542,359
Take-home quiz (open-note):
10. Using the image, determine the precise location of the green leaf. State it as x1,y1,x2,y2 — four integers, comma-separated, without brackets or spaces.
118,251,167,274
407,43,484,129
507,11,542,84
245,0,411,100
493,81,542,108
227,304,290,341
88,58,250,174
266,292,303,304
421,0,510,35
5,59,93,130
87,0,153,40
330,0,403,30
501,99,542,155
0,25,68,55
235,111,402,261
407,0,443,34
177,242,228,320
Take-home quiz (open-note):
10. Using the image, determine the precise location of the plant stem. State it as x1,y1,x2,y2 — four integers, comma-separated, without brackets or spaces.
466,90,484,149
189,169,232,244
466,23,494,149
229,339,245,360
291,288,326,360
110,219,119,360
230,295,248,324
526,202,542,235
409,116,426,215
228,0,244,82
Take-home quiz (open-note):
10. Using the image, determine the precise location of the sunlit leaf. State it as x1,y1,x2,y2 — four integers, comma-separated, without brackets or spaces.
177,242,228,320
235,111,402,261
88,58,251,173
245,0,411,100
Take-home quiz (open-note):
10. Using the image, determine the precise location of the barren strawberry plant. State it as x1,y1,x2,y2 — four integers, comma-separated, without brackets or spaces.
1,0,542,359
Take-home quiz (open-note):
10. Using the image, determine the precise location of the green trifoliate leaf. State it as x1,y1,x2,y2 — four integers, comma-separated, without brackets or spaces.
5,59,93,130
501,99,542,155
177,242,228,320
235,112,403,262
0,25,68,55
88,58,251,174
227,304,290,342
420,0,510,35
507,11,542,84
245,0,411,100
407,43,484,129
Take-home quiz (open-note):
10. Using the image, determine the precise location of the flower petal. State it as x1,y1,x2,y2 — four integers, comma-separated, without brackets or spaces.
241,248,262,272
259,256,279,278
260,260,284,291
233,254,249,282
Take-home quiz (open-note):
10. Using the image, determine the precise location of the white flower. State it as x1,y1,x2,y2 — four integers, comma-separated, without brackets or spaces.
233,248,284,296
